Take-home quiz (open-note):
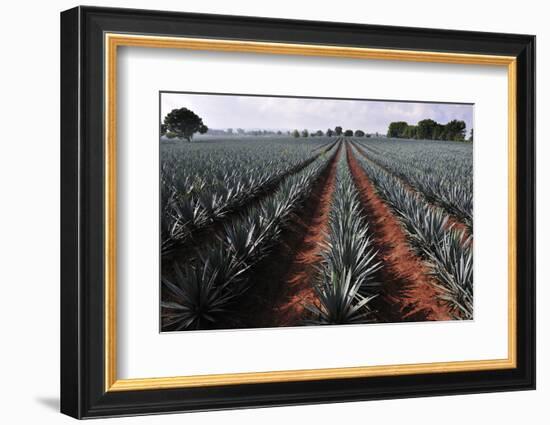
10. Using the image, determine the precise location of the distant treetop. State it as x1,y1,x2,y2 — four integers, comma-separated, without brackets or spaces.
387,118,468,142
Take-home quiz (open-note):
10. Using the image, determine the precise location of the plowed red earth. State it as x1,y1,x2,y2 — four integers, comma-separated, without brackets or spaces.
237,144,341,328
346,143,452,322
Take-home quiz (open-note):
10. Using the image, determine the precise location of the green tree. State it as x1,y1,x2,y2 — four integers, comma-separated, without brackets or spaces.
160,123,167,136
416,119,438,140
335,126,343,136
404,125,418,139
326,129,334,137
468,128,474,142
436,124,445,139
301,129,309,138
354,130,365,137
162,107,208,142
315,130,324,137
344,129,353,137
292,129,300,138
387,121,409,138
444,120,466,141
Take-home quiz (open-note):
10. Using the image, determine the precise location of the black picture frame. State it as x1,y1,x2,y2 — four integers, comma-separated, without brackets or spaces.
61,5,536,419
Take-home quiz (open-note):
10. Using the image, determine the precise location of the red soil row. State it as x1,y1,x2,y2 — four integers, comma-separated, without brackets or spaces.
346,143,451,321
238,143,342,328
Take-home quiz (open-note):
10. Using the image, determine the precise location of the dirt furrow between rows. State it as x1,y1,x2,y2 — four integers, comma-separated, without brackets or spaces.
237,143,342,328
346,143,452,322
351,140,471,237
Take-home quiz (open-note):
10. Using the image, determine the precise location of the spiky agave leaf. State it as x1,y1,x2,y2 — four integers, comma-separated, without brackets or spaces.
306,269,376,325
222,219,264,264
323,210,382,293
401,203,449,255
427,230,473,318
160,186,194,257
161,261,237,331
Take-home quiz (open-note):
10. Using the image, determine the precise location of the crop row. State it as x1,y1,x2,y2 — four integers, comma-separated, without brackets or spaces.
355,139,473,231
161,145,338,331
307,149,381,325
161,139,337,258
351,144,473,319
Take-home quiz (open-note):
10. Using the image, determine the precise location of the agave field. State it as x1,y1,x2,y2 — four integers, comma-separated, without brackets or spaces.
160,136,473,331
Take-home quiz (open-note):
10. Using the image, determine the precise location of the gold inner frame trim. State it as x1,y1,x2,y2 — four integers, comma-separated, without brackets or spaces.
104,33,518,392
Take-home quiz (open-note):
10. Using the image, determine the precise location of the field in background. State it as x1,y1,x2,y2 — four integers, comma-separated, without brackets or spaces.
160,136,473,331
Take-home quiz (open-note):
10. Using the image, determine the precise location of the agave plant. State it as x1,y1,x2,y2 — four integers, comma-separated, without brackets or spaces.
161,260,238,330
306,269,376,325
427,231,474,319
160,186,193,257
173,196,210,228
322,224,381,294
160,192,211,258
399,202,450,255
223,217,269,265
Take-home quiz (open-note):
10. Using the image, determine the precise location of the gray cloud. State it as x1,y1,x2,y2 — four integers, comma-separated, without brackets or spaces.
161,92,473,134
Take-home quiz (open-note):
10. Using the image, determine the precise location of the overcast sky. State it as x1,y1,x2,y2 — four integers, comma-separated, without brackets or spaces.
160,92,473,134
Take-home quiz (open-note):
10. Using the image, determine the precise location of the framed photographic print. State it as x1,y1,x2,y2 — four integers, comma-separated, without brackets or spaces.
60,6,536,419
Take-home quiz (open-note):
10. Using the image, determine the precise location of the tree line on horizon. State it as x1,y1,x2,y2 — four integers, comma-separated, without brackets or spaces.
292,127,372,138
160,108,378,141
161,107,472,143
387,118,473,142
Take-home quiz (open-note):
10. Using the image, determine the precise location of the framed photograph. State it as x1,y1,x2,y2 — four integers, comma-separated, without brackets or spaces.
60,6,536,419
